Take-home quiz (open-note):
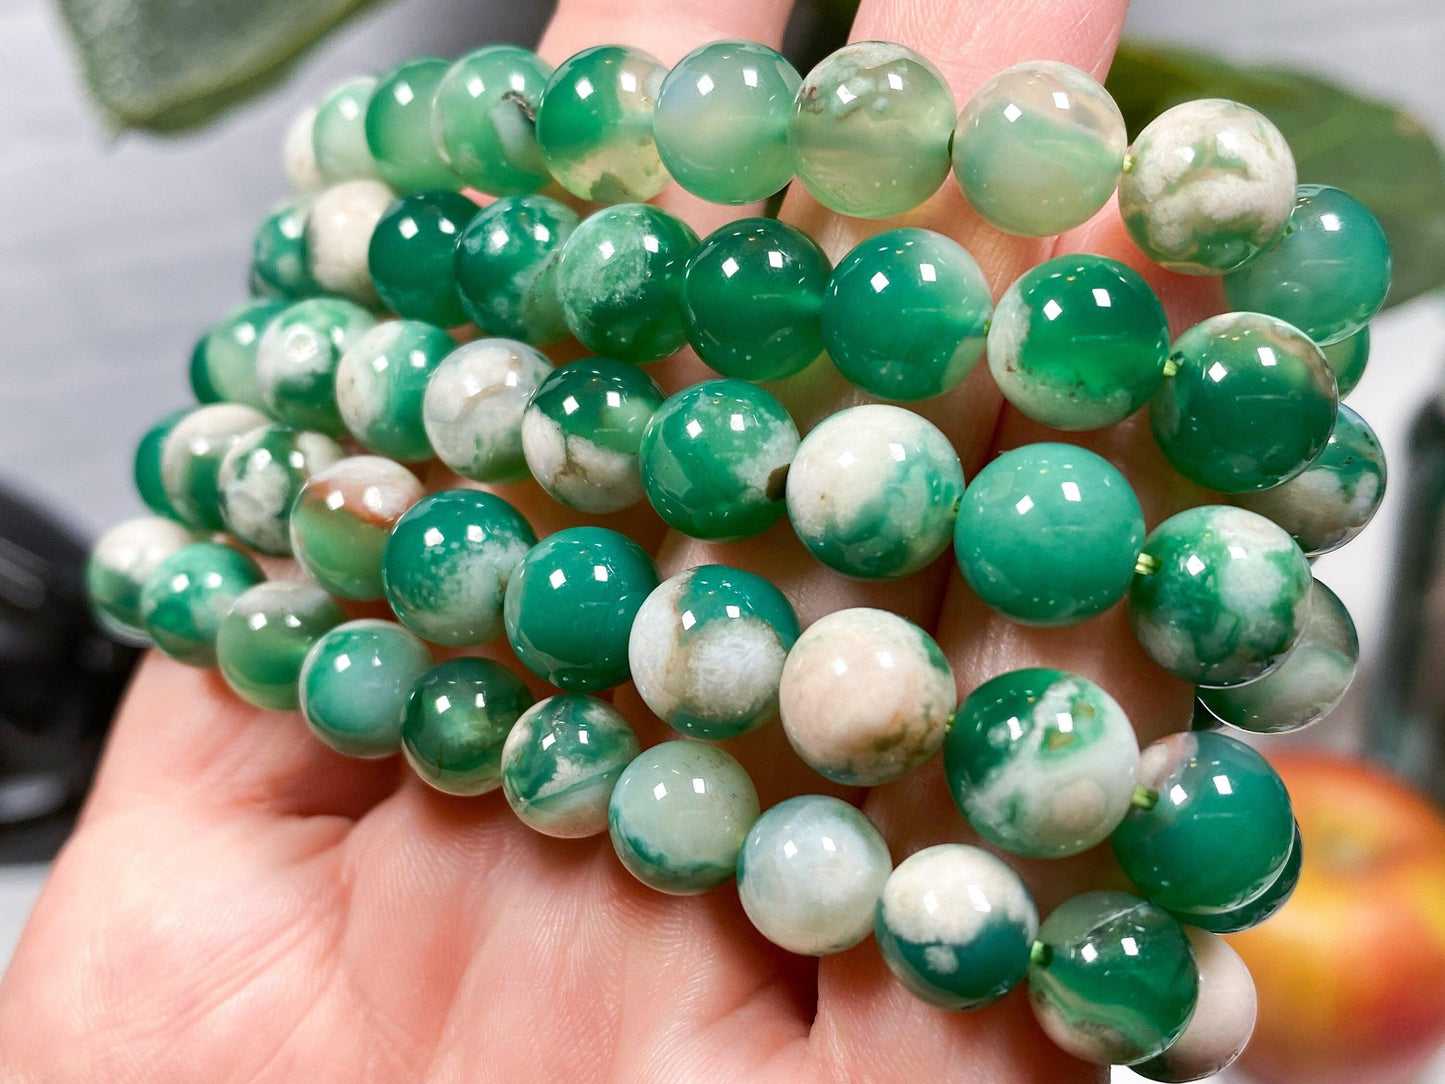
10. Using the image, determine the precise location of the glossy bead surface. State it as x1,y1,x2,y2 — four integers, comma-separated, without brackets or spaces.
86,516,201,643
134,410,189,520
1322,326,1370,396
953,61,1126,237
305,179,395,305
1119,99,1296,275
876,844,1037,1010
1129,506,1312,687
189,336,220,403
639,380,798,540
681,218,828,382
299,619,432,758
520,358,665,514
138,542,264,667
1133,927,1256,1083
283,105,324,195
290,456,425,600
988,255,1169,430
216,581,345,710
823,228,991,401
453,195,578,344
364,58,458,195
503,527,659,691
535,45,668,203
738,795,890,956
256,297,377,436
779,608,954,785
654,40,799,204
160,403,269,531
382,489,536,646
197,299,288,411
946,669,1139,858
336,319,451,461
1028,891,1198,1065
432,45,552,197
422,338,553,484
555,204,698,363
401,657,535,795
608,741,760,895
216,424,344,555
367,191,479,326
1223,184,1391,345
789,42,955,218
251,200,320,302
954,443,1144,625
1185,820,1300,933
312,75,381,184
628,565,800,739
501,694,640,837
786,404,964,580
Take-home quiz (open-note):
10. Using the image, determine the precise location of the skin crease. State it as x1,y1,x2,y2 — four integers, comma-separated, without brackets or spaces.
0,1,1230,1081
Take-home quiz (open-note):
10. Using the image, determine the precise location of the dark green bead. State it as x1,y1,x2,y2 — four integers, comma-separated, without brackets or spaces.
299,619,433,758
216,581,345,710
1183,821,1301,933
334,320,452,461
365,58,460,195
189,336,221,403
367,191,479,327
198,299,289,411
138,541,265,667
432,46,552,197
453,195,578,344
401,657,535,795
1323,326,1370,396
134,409,189,519
251,199,321,302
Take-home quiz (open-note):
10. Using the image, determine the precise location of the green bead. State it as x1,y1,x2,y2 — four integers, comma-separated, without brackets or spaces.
382,489,536,646
256,297,377,436
134,409,189,520
946,668,1140,858
1129,506,1312,687
823,228,992,401
1152,312,1338,492
1113,730,1294,916
786,404,964,580
1028,891,1198,1065
1223,185,1391,345
555,204,698,363
504,527,658,691
216,581,345,710
365,59,459,195
401,657,535,795
86,516,202,644
1185,821,1300,933
335,319,451,461
299,619,433,758
1322,326,1370,396
198,299,288,411
628,565,800,739
681,218,828,381
453,195,578,343
1235,403,1385,556
535,45,668,203
251,200,321,302
216,424,345,555
955,443,1144,625
312,75,381,184
367,191,479,326
189,335,221,403
789,42,956,219
138,541,265,667
639,380,798,540
654,40,800,205
953,61,1126,237
432,46,552,197
608,740,759,895
290,456,425,600
160,403,269,531
988,254,1169,430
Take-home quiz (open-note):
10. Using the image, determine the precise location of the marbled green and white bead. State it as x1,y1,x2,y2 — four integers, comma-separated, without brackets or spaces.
217,424,345,554
453,195,578,344
138,541,265,667
312,75,381,184
1133,927,1256,1083
134,409,189,520
299,619,433,758
256,297,377,435
402,657,535,795
216,581,346,710
335,319,451,461
422,338,553,484
305,179,396,305
160,403,269,532
86,516,202,644
250,200,320,302
432,45,553,197
197,299,287,409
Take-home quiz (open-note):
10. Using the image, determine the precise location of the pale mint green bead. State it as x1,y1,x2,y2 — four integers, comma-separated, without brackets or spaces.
256,297,377,437
609,741,760,895
138,542,265,667
86,516,203,644
313,75,381,184
198,299,287,411
365,58,460,195
433,46,553,197
160,403,270,532
216,425,345,555
335,320,451,461
299,619,433,758
216,581,346,710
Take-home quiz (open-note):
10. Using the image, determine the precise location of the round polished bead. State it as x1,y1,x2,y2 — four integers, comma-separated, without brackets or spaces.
160,403,269,531
503,527,659,691
216,424,345,555
312,75,381,184
365,58,459,194
1133,927,1256,1083
946,668,1139,858
1224,184,1391,345
681,218,829,381
639,380,799,540
290,456,425,600
216,581,345,710
367,191,479,327
608,741,760,895
433,45,552,197
953,61,1126,237
305,179,396,306
422,338,553,484
1322,326,1370,396
196,299,288,411
1234,403,1385,555
501,694,640,837
876,844,1037,1010
189,336,221,403
779,607,954,785
1129,506,1312,687
1119,99,1296,275
555,204,698,363
988,255,1170,430
955,443,1144,625
654,40,800,205
382,489,536,646
86,516,202,643
823,229,991,401
535,45,668,203
283,105,324,194
789,42,956,219
1185,820,1300,934
138,541,264,667
256,296,377,435
336,319,451,461
299,619,433,758
786,404,964,580
1028,891,1198,1065
401,657,535,795
134,409,189,520
453,195,578,344
250,200,321,302
628,565,800,740
738,795,891,956
520,358,665,514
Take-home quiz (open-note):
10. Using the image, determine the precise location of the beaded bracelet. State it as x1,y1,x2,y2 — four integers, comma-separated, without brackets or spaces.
86,34,1393,1081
